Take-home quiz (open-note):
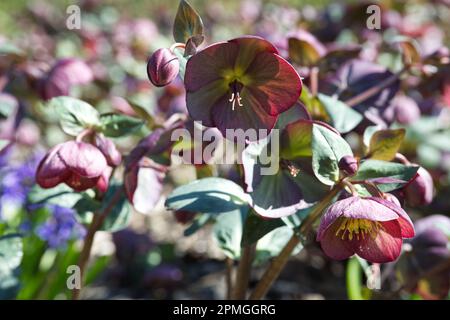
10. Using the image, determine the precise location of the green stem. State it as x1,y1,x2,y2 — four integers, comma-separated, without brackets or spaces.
249,182,344,300
346,256,364,300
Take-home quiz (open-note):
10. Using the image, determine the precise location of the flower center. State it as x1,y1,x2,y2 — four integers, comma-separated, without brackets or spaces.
335,218,384,241
228,80,244,111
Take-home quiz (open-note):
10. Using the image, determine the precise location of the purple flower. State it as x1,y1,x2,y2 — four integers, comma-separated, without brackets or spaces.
317,196,415,263
37,58,93,101
36,205,86,248
185,36,302,139
35,141,108,192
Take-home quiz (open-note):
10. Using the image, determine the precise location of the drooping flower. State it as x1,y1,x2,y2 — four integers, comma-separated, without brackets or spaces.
37,58,93,100
317,196,415,263
184,36,302,139
36,205,86,248
35,141,108,191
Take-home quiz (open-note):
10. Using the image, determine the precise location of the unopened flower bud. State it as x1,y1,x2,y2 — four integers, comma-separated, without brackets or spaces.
339,155,358,176
403,167,434,206
147,48,179,87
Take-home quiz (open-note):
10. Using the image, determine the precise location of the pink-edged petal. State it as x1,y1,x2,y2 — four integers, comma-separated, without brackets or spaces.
184,41,238,92
341,197,399,221
59,141,107,178
352,220,402,263
245,52,302,116
210,91,277,140
35,144,70,188
317,196,360,240
369,197,415,238
319,221,355,260
131,166,165,214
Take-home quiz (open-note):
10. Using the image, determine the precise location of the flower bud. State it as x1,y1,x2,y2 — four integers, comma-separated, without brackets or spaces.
147,48,179,87
403,167,434,206
338,155,358,176
95,134,122,167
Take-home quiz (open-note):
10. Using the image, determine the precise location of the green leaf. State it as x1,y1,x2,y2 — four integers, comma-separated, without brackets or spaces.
28,184,86,208
288,38,321,66
173,47,189,80
254,226,302,265
366,128,405,161
165,177,251,214
213,209,302,263
183,213,213,237
241,211,285,246
173,0,204,44
213,208,247,260
351,159,419,192
317,93,363,133
99,113,144,137
280,120,313,160
363,125,382,147
0,234,23,299
312,124,353,185
48,97,100,136
0,97,16,119
0,42,24,56
99,184,132,232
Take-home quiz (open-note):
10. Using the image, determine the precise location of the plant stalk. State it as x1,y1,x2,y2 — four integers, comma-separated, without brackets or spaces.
71,188,122,300
231,244,256,299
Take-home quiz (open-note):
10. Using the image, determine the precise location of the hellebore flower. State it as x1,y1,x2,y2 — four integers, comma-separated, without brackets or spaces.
184,36,302,139
317,196,415,263
403,166,434,207
397,215,450,299
37,58,93,101
36,141,108,191
147,48,180,87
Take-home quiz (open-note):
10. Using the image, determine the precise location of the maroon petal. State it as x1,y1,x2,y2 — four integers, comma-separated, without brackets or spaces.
210,93,277,140
59,141,107,178
35,144,70,188
319,221,355,260
352,220,402,263
185,41,238,92
245,52,302,116
65,173,100,191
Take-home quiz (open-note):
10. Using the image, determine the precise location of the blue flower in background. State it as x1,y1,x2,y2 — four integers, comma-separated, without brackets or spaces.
0,152,42,218
36,205,86,248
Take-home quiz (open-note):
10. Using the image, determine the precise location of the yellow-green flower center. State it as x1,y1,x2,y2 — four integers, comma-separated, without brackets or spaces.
335,218,384,241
